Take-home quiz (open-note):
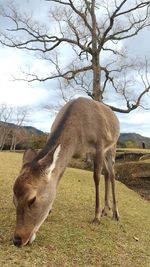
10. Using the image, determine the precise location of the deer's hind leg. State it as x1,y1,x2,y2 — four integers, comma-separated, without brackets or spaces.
92,149,104,225
110,164,119,221
102,148,119,220
101,165,111,217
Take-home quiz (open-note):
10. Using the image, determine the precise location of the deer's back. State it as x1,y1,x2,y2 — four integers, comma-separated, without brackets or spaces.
50,98,120,154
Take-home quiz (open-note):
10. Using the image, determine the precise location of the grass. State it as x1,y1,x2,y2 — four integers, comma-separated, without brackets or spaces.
116,159,150,201
0,152,150,267
117,148,150,154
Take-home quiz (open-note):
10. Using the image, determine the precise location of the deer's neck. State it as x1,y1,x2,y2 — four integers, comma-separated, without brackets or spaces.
49,141,76,188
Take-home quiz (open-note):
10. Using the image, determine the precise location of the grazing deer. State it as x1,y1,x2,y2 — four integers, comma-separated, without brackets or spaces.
13,97,120,247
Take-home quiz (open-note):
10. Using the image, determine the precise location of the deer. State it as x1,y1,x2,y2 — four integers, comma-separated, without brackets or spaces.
12,97,120,247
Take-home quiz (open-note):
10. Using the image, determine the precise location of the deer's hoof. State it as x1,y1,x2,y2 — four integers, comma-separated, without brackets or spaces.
101,209,108,217
112,211,120,221
101,206,111,217
92,218,100,225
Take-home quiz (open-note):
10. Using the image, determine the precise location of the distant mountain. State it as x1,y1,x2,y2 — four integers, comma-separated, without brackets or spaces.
1,121,150,148
0,121,45,135
23,126,45,135
118,133,150,148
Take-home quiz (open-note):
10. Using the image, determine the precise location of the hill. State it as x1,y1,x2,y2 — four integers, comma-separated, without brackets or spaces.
0,121,45,135
118,132,150,148
1,120,150,149
23,125,45,135
0,121,47,150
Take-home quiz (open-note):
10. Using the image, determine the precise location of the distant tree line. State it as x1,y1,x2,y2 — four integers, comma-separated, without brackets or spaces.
117,140,137,148
0,104,47,151
117,140,148,149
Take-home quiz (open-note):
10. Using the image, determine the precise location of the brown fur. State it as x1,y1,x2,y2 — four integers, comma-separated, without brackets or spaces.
13,97,120,246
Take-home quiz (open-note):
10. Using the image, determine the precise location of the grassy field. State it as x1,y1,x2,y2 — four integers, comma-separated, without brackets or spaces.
117,148,150,153
0,152,150,267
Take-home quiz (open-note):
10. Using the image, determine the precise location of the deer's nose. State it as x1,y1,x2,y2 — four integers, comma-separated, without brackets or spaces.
13,236,22,247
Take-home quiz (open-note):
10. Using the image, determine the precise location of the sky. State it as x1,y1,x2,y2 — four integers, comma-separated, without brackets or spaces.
0,0,150,137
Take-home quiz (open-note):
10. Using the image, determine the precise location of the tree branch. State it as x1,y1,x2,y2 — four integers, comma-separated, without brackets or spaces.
108,83,150,113
13,65,92,82
46,0,93,32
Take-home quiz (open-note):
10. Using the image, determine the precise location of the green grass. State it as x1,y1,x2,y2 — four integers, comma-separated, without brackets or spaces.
0,152,150,267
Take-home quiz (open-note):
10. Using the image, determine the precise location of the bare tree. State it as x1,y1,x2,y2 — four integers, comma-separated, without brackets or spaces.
0,0,150,112
0,104,29,151
10,127,29,151
10,106,29,150
0,104,13,150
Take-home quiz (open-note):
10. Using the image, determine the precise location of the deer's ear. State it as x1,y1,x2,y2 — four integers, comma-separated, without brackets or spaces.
38,145,61,174
22,148,37,165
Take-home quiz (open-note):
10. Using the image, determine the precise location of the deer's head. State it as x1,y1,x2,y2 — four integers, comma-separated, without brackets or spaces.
13,145,61,247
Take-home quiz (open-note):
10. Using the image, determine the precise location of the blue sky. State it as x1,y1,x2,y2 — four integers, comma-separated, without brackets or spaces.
0,0,150,137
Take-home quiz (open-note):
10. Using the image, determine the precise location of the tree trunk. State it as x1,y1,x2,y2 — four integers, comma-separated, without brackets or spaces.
91,0,102,102
14,143,16,151
0,132,6,151
0,136,6,151
92,54,102,101
10,133,15,151
13,135,17,151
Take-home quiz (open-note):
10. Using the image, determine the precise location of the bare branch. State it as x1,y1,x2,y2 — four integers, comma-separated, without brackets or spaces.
47,0,93,32
101,0,128,43
12,64,92,83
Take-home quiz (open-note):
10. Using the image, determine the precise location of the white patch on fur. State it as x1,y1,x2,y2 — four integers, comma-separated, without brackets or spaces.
29,233,36,244
47,145,61,181
32,202,54,237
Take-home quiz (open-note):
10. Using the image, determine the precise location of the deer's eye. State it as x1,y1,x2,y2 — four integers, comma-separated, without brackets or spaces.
28,196,36,208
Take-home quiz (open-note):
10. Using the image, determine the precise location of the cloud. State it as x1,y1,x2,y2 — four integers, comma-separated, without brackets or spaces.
29,109,55,133
123,27,150,57
0,49,53,106
118,110,150,138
